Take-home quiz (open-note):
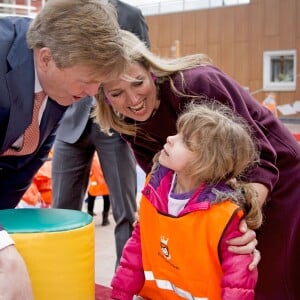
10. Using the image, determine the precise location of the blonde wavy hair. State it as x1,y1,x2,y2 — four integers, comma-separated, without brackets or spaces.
94,29,212,136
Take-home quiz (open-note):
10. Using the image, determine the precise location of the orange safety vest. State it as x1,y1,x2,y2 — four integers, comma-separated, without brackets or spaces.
139,195,243,300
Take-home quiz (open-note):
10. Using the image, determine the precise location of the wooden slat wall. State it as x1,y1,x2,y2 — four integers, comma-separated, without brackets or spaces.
145,0,300,115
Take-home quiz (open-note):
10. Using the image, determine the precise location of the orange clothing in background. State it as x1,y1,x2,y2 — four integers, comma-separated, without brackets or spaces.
88,154,109,197
22,150,53,207
22,152,109,207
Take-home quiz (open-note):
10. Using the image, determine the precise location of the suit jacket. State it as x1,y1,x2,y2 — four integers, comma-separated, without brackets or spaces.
55,0,150,143
0,17,67,209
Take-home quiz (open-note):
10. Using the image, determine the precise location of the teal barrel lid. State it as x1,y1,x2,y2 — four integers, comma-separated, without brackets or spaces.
0,208,93,233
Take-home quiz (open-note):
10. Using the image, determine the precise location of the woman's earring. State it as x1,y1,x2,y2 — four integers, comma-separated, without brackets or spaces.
104,97,111,105
151,72,157,82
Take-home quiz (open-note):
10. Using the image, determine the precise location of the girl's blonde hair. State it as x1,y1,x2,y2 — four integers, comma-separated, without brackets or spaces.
174,102,262,229
94,30,212,136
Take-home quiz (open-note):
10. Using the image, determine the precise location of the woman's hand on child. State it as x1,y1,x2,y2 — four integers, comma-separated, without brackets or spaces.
226,219,260,271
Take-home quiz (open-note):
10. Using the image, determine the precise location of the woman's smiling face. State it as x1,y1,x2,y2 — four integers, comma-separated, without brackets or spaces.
102,62,158,121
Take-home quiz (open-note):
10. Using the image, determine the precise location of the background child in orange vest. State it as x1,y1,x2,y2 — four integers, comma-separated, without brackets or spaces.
262,93,278,117
86,153,110,226
111,103,263,300
21,149,53,208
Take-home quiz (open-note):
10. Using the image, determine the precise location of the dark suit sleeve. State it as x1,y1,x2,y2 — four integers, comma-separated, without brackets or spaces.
0,129,56,209
131,8,150,48
115,1,151,48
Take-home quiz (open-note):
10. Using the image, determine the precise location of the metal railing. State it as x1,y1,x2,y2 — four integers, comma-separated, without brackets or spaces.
0,0,46,18
0,0,250,18
123,0,250,16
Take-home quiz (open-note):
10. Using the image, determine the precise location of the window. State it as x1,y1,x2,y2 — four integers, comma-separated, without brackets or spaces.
263,50,297,92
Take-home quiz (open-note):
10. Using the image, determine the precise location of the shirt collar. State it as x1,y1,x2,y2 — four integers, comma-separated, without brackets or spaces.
34,64,43,93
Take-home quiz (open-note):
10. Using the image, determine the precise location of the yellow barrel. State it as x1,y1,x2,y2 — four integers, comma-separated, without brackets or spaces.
0,208,95,300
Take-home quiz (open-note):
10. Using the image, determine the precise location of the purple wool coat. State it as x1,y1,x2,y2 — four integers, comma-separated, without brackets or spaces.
122,65,300,300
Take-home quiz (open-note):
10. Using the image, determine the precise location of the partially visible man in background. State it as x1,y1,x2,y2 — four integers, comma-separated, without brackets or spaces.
52,0,150,267
0,0,125,298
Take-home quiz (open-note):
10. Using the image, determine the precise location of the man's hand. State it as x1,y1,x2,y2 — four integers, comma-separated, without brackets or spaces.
0,245,34,300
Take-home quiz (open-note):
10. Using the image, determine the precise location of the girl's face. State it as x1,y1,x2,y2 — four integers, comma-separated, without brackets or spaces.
159,133,196,174
102,62,158,121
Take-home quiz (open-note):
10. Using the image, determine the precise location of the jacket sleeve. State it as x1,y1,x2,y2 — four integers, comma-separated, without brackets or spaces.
111,223,145,300
183,66,280,193
115,1,150,49
131,8,150,48
220,214,257,300
0,128,56,209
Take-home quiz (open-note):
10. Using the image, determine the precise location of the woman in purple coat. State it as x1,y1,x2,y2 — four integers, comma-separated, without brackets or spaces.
95,30,300,299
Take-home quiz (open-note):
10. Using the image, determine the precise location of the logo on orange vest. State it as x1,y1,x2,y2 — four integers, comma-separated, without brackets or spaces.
160,236,171,260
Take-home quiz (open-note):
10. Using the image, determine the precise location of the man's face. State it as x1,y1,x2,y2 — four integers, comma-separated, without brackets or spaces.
35,48,105,106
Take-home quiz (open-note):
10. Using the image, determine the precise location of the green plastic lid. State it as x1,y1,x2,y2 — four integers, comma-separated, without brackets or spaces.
0,208,92,233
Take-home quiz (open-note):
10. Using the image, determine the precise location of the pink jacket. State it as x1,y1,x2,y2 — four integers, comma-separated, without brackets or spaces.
111,166,257,299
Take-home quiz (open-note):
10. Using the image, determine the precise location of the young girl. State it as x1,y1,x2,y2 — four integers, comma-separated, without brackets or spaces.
111,103,263,300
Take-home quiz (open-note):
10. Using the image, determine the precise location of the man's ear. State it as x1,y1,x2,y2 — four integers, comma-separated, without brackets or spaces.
36,47,53,71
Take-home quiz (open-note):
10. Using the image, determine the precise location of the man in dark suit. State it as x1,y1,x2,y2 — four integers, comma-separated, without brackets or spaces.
0,0,124,298
52,0,150,266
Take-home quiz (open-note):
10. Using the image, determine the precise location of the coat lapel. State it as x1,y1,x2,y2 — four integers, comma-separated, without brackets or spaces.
2,59,35,152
